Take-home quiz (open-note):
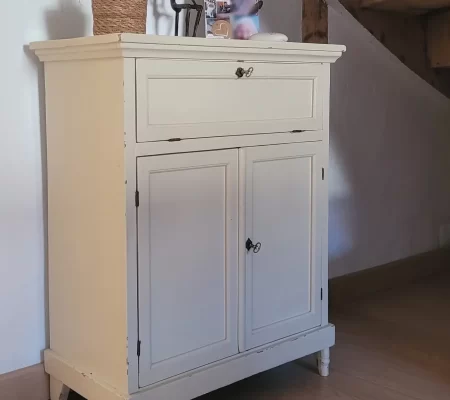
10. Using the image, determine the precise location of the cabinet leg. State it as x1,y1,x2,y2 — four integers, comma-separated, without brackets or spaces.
50,376,70,400
317,347,330,377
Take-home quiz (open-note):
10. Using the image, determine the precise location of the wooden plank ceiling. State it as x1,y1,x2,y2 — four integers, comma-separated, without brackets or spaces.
361,0,450,13
342,0,450,68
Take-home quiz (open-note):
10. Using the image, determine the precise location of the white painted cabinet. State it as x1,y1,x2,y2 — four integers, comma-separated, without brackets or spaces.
31,34,345,400
137,150,239,386
136,60,325,142
240,143,323,351
137,143,322,383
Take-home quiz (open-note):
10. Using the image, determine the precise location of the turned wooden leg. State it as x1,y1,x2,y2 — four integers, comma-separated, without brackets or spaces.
317,347,330,377
50,376,70,400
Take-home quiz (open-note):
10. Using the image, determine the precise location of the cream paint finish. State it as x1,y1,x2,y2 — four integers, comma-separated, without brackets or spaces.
4,0,450,387
240,143,323,351
1,0,300,376
134,132,326,157
31,35,343,399
45,325,335,400
43,58,129,393
0,0,304,383
0,0,180,377
124,58,140,392
137,151,239,386
31,34,344,63
136,60,324,141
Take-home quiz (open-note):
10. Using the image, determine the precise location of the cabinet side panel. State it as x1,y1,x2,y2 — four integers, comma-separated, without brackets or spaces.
44,59,128,393
321,64,330,326
124,58,139,393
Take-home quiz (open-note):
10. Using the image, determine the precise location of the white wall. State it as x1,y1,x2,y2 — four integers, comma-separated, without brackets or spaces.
0,0,92,376
327,0,450,277
259,0,302,42
1,0,449,376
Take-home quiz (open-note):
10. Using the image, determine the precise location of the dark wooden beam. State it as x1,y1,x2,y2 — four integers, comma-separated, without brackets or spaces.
302,0,329,44
427,9,450,67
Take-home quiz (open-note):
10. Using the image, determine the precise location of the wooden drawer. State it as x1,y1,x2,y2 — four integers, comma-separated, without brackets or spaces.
136,60,325,143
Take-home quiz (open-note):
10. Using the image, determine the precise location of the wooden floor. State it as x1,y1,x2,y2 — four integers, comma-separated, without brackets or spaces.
198,270,450,400
70,270,450,400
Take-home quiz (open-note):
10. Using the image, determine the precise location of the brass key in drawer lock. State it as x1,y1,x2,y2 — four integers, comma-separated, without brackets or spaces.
236,67,254,78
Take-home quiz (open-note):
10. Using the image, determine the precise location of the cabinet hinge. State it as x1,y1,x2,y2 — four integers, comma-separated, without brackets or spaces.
321,288,323,301
168,138,182,142
322,168,325,181
135,191,140,208
137,340,141,357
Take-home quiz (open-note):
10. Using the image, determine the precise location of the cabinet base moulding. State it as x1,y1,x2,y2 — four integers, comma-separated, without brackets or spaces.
46,324,335,400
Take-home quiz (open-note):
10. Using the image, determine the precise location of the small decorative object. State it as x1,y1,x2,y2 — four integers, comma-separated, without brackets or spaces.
206,0,263,40
92,0,148,35
250,32,289,42
170,0,204,37
212,20,232,39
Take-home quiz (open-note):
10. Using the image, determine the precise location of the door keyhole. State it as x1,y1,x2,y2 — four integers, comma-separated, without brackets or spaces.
246,238,262,254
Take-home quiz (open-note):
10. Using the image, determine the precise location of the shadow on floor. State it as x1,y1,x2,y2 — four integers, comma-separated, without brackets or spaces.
68,270,450,399
68,391,85,400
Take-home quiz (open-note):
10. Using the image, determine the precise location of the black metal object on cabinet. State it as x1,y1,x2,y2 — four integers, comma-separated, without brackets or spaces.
170,0,204,37
230,0,264,15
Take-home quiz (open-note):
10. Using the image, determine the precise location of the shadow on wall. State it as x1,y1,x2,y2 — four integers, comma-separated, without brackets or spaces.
22,0,91,357
22,44,50,357
327,0,450,279
45,0,90,39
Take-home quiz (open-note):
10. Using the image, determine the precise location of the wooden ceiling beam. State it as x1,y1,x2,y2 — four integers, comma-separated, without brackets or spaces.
427,9,450,67
302,0,328,44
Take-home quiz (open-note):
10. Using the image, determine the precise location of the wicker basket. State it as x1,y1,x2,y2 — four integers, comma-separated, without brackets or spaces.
92,0,148,35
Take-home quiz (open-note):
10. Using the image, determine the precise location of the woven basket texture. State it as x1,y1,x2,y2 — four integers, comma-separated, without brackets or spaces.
92,0,148,35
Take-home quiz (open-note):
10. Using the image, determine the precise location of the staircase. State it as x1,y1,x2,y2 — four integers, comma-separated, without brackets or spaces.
337,0,450,97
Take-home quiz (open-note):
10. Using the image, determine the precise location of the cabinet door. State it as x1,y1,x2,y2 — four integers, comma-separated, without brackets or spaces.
137,150,238,387
239,143,323,351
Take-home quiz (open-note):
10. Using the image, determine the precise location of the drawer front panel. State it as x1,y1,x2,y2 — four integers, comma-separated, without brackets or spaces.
136,60,325,142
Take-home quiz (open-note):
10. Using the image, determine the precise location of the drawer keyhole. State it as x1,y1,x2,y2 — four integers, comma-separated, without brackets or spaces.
236,67,254,78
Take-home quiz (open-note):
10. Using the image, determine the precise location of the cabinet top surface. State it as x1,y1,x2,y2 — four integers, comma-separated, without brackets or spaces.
30,33,345,63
